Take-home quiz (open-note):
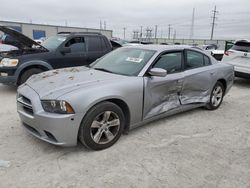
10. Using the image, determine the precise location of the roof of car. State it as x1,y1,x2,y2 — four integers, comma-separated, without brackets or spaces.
124,44,202,52
57,32,103,36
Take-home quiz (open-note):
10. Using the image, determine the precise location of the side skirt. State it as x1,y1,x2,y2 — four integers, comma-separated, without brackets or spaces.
129,103,205,130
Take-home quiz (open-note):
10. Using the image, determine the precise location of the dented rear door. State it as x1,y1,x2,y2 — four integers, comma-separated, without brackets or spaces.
180,49,213,104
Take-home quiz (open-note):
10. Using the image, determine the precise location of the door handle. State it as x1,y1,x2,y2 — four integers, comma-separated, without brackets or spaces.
177,79,182,83
210,72,215,75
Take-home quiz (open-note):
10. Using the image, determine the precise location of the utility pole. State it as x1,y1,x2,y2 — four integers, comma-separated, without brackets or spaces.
168,24,171,39
100,20,102,30
140,26,143,42
155,25,158,39
173,29,176,40
210,6,218,40
123,27,126,39
104,21,106,30
155,25,158,44
190,8,195,39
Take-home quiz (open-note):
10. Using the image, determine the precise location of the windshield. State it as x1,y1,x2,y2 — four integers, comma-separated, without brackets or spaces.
92,48,156,76
41,36,66,50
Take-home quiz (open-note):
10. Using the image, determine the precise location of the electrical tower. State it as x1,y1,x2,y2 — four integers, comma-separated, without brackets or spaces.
190,8,195,39
210,6,218,40
132,30,139,40
145,27,153,41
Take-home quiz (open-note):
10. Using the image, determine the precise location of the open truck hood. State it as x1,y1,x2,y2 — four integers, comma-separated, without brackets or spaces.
0,26,48,51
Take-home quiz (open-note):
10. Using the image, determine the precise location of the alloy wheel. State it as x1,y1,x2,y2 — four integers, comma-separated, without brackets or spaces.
211,85,223,107
90,111,120,144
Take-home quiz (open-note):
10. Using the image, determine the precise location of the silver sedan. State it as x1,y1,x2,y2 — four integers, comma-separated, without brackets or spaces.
17,45,234,150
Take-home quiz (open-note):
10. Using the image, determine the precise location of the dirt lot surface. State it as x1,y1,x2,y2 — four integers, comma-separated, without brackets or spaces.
0,78,249,188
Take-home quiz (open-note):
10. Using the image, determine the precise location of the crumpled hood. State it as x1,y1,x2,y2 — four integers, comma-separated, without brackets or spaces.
25,66,125,99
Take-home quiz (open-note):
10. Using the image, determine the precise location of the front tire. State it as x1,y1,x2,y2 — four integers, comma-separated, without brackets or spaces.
205,81,225,110
18,68,44,85
79,102,125,150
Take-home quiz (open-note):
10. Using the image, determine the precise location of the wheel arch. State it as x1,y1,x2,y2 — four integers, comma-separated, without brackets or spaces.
106,98,131,134
217,78,227,93
15,61,53,84
79,97,131,135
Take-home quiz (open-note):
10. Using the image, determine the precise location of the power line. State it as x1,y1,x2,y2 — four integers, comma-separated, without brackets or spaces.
210,5,219,40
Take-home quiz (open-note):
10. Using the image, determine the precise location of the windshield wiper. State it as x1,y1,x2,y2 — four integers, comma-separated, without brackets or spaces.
93,68,114,73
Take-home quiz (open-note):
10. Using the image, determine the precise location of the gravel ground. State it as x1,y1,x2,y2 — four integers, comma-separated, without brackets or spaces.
0,78,249,188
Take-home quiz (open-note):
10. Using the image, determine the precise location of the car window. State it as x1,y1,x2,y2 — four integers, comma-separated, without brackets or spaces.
153,52,182,74
231,41,250,52
204,55,211,66
88,36,102,52
42,36,66,50
101,37,109,51
65,37,86,52
185,50,204,69
92,48,156,76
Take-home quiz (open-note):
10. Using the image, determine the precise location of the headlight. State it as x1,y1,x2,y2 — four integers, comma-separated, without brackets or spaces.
0,58,19,67
41,100,75,114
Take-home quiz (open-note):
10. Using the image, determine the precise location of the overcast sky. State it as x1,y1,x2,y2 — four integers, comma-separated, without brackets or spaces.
1,0,250,39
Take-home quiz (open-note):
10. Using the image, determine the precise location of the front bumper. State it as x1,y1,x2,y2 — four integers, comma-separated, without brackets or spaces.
17,84,83,146
0,67,17,84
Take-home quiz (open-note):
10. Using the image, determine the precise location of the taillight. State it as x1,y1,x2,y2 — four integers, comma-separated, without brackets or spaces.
224,50,234,56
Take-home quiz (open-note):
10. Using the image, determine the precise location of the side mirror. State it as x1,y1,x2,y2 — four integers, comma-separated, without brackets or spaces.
60,47,71,54
148,68,167,77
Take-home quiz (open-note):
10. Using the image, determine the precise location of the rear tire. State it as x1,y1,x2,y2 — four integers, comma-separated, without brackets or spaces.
79,102,125,150
18,68,44,85
205,81,225,110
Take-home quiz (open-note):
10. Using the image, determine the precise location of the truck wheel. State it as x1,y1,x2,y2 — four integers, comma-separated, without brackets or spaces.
18,68,44,85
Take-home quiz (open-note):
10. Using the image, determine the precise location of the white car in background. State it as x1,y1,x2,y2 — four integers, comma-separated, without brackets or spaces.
0,43,18,52
221,40,250,78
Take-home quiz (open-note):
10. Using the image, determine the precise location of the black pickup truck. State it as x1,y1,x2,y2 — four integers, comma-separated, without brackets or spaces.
0,26,113,85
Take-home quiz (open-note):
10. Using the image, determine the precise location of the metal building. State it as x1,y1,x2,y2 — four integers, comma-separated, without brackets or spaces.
0,20,113,39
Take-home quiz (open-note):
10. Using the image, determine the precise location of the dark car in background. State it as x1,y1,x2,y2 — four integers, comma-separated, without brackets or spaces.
0,26,113,85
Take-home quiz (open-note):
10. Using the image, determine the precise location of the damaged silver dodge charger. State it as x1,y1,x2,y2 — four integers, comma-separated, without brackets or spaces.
17,45,234,150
